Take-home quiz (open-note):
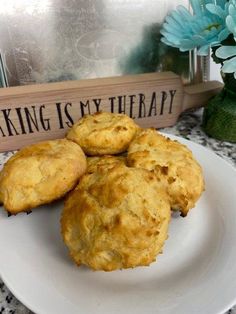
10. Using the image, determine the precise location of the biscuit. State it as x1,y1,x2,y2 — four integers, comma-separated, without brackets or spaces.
87,155,126,174
66,112,139,155
127,129,204,216
61,164,171,271
0,139,87,214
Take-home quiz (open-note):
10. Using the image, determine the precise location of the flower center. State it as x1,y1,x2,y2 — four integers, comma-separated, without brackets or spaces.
205,23,221,31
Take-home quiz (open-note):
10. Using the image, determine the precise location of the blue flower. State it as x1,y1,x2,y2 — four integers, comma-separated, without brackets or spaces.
226,0,236,38
216,0,236,78
161,0,230,56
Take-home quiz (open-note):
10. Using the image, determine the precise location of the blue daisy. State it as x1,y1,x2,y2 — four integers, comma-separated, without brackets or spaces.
216,0,236,78
161,0,229,56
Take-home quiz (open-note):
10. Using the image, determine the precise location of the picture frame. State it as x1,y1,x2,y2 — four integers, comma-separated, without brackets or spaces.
0,0,207,87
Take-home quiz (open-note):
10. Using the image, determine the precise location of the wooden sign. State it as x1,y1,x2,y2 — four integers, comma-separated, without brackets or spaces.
0,72,222,152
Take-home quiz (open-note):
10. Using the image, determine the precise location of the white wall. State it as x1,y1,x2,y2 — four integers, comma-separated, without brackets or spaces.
210,58,222,82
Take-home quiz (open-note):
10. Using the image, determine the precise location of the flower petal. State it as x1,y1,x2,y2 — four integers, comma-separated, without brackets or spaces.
226,15,236,36
190,0,204,16
216,0,228,9
160,30,181,45
198,44,210,56
176,6,193,20
162,22,182,36
218,28,230,42
214,0,226,8
216,46,236,59
161,37,180,49
221,56,236,73
206,4,226,19
165,15,184,32
229,2,236,22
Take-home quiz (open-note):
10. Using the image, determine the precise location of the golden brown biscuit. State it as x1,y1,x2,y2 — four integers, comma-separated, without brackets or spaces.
87,155,126,174
61,164,171,271
0,139,87,214
127,129,204,217
66,112,139,155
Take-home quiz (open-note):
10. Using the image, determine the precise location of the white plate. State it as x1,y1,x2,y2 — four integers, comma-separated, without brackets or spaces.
0,135,236,314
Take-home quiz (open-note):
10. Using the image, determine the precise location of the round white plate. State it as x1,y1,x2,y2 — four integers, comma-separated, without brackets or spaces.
0,135,236,314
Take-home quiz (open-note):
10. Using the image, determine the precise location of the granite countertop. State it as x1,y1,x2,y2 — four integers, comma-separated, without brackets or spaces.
0,109,235,314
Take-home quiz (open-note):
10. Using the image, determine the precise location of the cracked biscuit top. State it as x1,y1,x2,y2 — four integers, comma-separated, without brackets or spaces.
0,139,87,214
61,164,171,271
86,155,126,174
66,112,140,156
127,129,204,216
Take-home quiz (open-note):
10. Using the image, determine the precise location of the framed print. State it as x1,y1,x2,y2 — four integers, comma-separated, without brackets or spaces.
0,0,206,86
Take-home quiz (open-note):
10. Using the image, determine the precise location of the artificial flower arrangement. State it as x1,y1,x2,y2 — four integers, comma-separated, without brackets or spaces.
161,0,236,142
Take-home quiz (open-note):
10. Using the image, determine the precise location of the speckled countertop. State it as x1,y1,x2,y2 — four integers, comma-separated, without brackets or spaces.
0,109,235,314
